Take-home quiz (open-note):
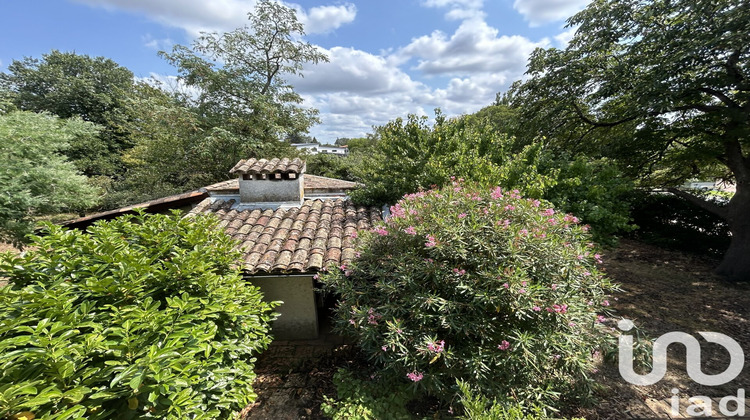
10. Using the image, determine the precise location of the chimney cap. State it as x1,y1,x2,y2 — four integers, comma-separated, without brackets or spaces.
230,158,306,176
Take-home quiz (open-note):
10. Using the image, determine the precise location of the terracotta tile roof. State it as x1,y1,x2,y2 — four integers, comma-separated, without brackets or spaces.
304,175,359,190
188,198,381,274
230,158,305,176
203,175,358,194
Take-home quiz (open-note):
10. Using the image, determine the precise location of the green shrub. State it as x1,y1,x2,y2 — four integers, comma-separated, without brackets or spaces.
349,112,634,244
321,181,617,412
321,369,414,420
0,212,279,419
629,191,730,257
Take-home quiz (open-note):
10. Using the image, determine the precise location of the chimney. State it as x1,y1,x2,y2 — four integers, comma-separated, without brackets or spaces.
229,158,305,206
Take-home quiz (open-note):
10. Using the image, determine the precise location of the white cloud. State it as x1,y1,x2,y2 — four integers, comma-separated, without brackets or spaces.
298,4,356,34
73,0,355,36
420,0,485,20
554,26,577,47
293,47,424,95
513,0,590,26
142,34,174,51
396,19,548,77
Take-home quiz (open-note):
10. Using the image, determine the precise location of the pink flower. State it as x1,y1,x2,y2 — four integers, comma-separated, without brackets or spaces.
503,283,509,289
532,306,541,312
407,371,424,382
521,281,527,287
519,229,528,236
458,213,467,219
344,270,352,277
425,235,437,248
569,322,577,327
427,340,445,353
551,304,568,314
497,340,511,350
396,329,403,334
518,288,526,294
390,204,406,218
551,284,558,291
372,226,389,236
404,226,417,235
594,254,603,263
583,271,591,276
602,300,610,307
547,218,558,226
349,319,356,325
452,268,466,275
382,345,388,351
349,231,358,239
491,187,503,199
596,315,606,323
504,205,516,211
542,208,555,216
553,354,561,360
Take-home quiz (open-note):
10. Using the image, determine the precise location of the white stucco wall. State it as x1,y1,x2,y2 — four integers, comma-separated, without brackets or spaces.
249,275,318,340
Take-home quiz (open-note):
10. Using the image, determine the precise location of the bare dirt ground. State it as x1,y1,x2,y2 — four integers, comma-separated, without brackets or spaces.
576,239,750,419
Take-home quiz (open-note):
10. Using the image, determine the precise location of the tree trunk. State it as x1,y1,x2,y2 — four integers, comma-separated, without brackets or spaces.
715,187,750,282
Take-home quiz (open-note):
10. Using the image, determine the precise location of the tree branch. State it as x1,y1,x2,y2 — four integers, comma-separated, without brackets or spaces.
698,87,740,108
666,187,728,219
571,102,639,127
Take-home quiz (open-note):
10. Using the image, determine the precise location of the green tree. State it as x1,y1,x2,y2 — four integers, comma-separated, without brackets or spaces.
0,50,136,179
0,212,278,419
350,111,633,243
108,82,294,208
0,111,99,245
160,0,328,142
511,0,750,280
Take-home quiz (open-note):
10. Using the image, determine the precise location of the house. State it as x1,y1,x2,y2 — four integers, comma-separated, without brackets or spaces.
292,143,349,156
62,158,381,340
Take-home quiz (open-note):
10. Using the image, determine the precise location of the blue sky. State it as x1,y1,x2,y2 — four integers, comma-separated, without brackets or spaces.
0,0,587,141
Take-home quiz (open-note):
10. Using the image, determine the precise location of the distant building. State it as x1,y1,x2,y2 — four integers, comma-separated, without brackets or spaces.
293,143,349,156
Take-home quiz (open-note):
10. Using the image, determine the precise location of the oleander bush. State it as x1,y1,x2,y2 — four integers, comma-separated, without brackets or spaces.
0,212,278,419
320,181,617,415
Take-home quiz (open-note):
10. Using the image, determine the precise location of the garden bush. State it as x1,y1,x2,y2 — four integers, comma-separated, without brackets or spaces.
0,212,278,419
629,191,730,258
320,181,617,414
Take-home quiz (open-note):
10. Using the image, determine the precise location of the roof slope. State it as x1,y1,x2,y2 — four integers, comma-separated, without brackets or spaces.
204,174,358,194
189,198,381,274
230,157,305,175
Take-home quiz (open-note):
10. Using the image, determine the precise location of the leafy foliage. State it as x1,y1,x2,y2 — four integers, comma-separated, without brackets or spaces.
0,50,136,179
0,212,278,419
321,369,414,420
0,111,99,245
321,182,617,412
351,111,634,243
160,0,327,142
629,192,731,257
510,0,750,279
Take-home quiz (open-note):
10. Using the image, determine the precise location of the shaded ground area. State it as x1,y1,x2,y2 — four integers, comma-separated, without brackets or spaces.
240,239,750,419
577,239,750,419
239,323,359,420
